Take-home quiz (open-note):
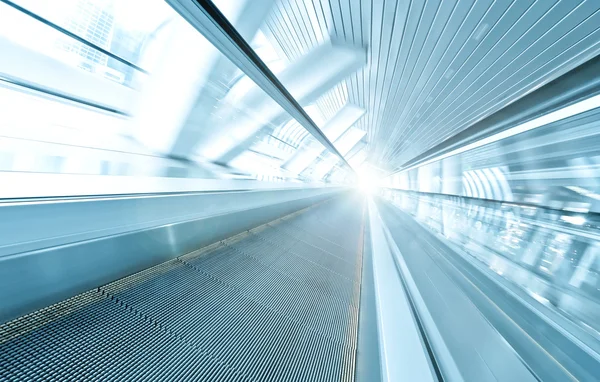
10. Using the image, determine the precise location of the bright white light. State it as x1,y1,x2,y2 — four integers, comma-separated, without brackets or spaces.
356,167,380,194
529,291,550,305
560,215,586,226
566,186,600,201
358,178,377,194
114,0,173,32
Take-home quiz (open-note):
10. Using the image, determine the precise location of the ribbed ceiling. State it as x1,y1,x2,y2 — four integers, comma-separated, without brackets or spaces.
263,0,600,172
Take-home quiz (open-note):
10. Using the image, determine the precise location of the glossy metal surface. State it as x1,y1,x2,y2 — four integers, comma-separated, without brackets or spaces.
3,0,600,380
0,187,341,324
367,198,437,382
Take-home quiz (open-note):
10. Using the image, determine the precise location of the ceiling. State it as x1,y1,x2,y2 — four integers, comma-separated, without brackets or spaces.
262,0,600,173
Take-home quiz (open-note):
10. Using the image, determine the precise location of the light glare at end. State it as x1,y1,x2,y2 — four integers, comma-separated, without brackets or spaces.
356,166,380,194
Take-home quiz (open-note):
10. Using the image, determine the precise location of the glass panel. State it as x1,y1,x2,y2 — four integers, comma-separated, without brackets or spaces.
11,0,174,73
0,0,350,197
382,189,600,337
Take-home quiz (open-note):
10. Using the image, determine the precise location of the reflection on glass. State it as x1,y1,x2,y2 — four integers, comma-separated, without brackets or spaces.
7,0,174,85
0,0,352,197
383,189,600,338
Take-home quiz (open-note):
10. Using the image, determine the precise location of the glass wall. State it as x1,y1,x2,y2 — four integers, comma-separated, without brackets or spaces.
382,102,600,213
382,188,600,339
0,0,355,198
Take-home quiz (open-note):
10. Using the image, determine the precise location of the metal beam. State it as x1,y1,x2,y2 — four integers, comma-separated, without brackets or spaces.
166,0,358,170
207,44,366,163
283,103,365,174
335,127,367,156
312,127,367,179
346,141,367,161
1,0,147,74
133,0,274,158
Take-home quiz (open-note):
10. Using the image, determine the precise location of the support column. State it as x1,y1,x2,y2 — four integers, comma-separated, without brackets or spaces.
441,156,463,195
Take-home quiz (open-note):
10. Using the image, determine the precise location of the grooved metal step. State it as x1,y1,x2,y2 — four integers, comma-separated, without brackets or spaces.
1,197,365,381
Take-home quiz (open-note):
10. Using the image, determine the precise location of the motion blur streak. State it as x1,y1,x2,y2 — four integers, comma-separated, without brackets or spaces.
1,1,600,381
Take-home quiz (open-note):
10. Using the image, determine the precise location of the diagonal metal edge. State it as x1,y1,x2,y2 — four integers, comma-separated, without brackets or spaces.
0,0,148,74
166,0,355,173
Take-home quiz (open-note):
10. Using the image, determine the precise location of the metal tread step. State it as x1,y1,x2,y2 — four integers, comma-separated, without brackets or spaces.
0,197,365,381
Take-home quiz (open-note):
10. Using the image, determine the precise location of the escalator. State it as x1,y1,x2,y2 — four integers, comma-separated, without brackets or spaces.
0,197,366,381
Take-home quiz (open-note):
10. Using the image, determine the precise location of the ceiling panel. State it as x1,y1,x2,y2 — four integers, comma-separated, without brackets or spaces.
262,0,600,172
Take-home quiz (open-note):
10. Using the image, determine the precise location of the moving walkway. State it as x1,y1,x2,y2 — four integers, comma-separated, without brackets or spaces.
2,193,600,381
